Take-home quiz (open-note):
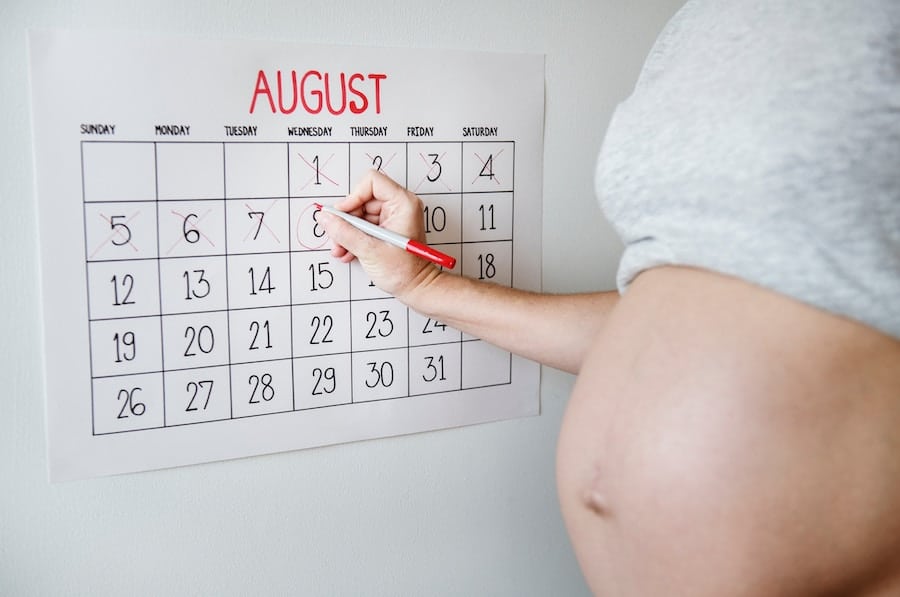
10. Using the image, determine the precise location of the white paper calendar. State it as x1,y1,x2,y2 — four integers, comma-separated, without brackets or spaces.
29,30,544,481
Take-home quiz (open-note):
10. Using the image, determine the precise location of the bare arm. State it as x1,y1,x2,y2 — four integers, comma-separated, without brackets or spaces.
403,272,616,373
318,169,618,374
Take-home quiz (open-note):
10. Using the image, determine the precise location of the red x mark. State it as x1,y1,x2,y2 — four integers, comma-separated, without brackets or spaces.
299,153,340,189
471,149,504,186
91,211,140,259
243,200,281,244
167,209,216,255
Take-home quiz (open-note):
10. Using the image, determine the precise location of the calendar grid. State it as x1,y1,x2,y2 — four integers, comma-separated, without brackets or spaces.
83,139,516,435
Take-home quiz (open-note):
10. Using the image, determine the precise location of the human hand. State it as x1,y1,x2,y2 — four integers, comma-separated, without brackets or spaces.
318,169,440,301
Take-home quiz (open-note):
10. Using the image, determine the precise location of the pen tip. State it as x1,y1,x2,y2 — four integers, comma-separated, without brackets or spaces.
313,202,323,210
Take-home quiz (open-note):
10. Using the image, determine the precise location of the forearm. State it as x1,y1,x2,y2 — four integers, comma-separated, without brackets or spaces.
402,268,618,374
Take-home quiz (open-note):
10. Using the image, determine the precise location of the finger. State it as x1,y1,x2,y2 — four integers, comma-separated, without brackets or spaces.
337,250,356,264
318,210,378,262
362,200,384,217
332,202,367,219
330,242,350,259
346,168,407,210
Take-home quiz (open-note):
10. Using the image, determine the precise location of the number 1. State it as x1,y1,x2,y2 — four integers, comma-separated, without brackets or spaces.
312,155,322,185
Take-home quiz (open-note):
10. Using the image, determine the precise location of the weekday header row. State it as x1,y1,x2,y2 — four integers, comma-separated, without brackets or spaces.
79,124,501,139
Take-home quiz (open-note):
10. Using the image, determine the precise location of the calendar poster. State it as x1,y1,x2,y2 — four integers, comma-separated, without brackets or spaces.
29,30,544,481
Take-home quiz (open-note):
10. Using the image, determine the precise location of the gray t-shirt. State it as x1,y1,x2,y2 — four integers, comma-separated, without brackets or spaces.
595,0,900,339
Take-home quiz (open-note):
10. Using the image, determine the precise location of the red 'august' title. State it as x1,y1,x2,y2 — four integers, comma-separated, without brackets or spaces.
249,70,387,116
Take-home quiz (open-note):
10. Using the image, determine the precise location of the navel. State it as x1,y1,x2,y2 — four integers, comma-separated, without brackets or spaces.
582,465,612,517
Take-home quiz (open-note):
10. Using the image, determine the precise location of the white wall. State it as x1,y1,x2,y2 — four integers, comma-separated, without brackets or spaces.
0,0,684,594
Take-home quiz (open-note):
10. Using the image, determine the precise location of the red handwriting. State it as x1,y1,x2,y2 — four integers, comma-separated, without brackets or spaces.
250,70,386,116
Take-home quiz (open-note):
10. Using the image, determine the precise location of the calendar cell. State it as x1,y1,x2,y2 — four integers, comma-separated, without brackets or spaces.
349,142,407,187
157,142,225,200
408,309,461,346
164,365,232,426
461,241,512,287
161,310,229,370
349,260,390,300
90,316,163,378
226,252,291,309
351,348,409,402
92,373,165,434
225,197,290,255
421,194,461,245
291,251,350,305
82,142,156,203
157,200,226,258
85,202,159,262
409,343,462,396
228,305,292,364
290,198,334,252
231,359,293,417
462,192,513,242
462,141,514,193
292,302,352,357
159,255,228,314
289,143,350,197
461,340,511,389
293,353,353,410
350,297,408,352
87,260,161,320
408,142,462,194
225,142,289,199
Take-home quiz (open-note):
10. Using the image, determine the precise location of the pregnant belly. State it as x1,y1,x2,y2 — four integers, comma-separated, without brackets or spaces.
556,266,900,596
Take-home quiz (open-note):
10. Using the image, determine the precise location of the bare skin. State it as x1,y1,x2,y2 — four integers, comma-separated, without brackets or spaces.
321,169,900,596
558,267,900,596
